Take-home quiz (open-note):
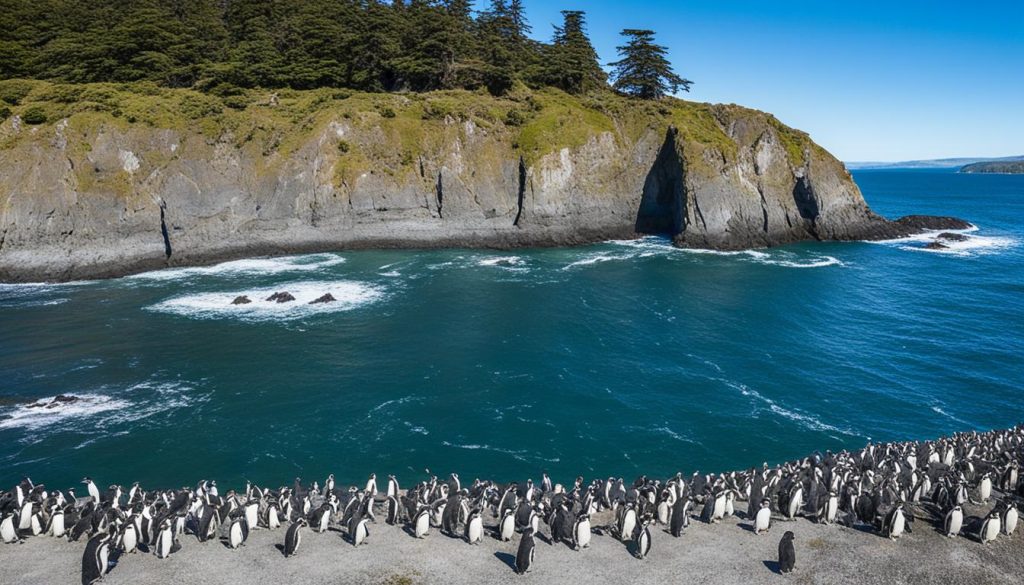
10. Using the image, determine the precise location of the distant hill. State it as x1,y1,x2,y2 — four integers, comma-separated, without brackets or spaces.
846,155,1024,171
960,160,1024,174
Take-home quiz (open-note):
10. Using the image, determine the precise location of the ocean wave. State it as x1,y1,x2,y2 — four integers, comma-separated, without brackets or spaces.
869,227,1016,257
146,280,385,322
476,256,529,271
128,253,346,281
727,381,860,437
759,256,844,268
0,394,131,431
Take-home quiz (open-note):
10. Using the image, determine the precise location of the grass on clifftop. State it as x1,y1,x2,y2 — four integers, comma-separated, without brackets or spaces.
0,79,817,171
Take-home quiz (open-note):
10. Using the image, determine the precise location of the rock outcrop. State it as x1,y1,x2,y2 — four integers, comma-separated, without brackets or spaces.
0,84,967,282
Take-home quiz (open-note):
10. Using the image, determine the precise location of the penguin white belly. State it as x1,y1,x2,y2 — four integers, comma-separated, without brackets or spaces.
787,490,802,519
245,506,259,531
890,512,905,539
229,523,243,548
826,497,838,523
156,532,172,558
500,515,514,541
18,504,32,530
354,520,368,546
123,526,137,553
637,528,650,559
51,514,65,538
30,514,43,535
467,518,482,544
620,510,636,541
1,516,17,543
713,496,726,521
431,505,444,527
415,513,430,538
947,510,962,537
980,478,992,502
656,502,669,525
530,513,540,535
754,508,771,533
1004,508,1018,535
268,508,280,530
576,519,591,549
983,518,1000,543
98,543,109,576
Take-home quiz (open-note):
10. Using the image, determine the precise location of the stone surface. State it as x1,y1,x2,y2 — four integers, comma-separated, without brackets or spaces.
0,104,968,282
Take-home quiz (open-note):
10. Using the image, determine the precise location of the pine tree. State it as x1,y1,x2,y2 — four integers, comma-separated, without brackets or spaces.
609,29,691,99
545,10,606,94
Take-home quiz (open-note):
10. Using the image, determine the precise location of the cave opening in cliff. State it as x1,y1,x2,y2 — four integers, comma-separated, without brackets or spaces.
635,128,685,236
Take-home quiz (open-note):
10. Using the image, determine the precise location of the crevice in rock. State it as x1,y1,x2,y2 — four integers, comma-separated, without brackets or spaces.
158,202,173,259
435,171,443,219
792,175,820,239
513,156,526,227
635,127,686,236
757,185,769,233
692,194,707,231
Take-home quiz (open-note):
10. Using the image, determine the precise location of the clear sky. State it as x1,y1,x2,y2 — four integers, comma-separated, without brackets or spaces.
475,1,1023,162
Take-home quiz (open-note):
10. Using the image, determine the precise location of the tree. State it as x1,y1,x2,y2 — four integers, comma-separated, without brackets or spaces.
544,10,605,94
609,29,691,99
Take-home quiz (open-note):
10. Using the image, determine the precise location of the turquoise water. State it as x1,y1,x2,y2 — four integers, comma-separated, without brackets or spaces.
1,169,1021,490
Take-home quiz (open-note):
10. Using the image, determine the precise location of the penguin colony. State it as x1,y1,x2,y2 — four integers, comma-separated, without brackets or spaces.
2,426,1023,583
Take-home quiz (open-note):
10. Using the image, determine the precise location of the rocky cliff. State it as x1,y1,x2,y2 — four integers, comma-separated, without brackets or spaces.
0,81,967,282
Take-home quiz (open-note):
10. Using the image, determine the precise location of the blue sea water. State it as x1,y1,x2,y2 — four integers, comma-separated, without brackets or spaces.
0,169,1021,490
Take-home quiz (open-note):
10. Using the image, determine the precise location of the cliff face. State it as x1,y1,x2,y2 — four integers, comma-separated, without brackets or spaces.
0,83,965,282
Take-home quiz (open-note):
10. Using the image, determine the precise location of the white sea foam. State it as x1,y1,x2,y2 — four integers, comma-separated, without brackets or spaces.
728,381,859,437
759,256,844,269
147,280,384,321
476,256,529,271
0,395,130,431
869,226,1015,257
129,253,346,281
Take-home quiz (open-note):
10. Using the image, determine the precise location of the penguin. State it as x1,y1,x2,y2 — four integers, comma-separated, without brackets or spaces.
264,502,282,531
49,505,66,538
311,504,331,534
882,504,906,540
785,483,803,521
196,505,218,542
366,474,378,499
618,503,637,542
778,531,796,574
655,493,670,526
413,506,430,539
83,478,101,503
515,527,536,575
154,519,179,559
980,510,1001,544
387,475,400,499
81,528,112,585
1002,503,1018,536
943,505,963,538
227,516,248,549
386,496,402,525
571,512,591,550
669,497,690,537
754,498,772,535
350,514,369,547
284,519,306,557
121,521,139,554
978,473,993,503
243,500,259,531
18,499,33,531
2,511,20,544
465,508,483,544
499,508,515,542
325,474,335,495
633,519,652,559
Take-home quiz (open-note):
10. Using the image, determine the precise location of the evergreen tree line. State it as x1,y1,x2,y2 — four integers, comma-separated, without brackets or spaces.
0,0,689,99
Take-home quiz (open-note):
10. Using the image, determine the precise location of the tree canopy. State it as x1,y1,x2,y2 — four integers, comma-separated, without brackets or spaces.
0,1,691,100
609,29,692,99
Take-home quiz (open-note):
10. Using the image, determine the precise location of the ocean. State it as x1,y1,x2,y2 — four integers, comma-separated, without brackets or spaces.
1,169,1021,490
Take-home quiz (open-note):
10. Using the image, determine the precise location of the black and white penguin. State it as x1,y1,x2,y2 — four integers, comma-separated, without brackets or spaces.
227,516,248,549
669,497,690,537
465,508,483,544
243,500,259,532
882,504,906,540
49,505,66,538
284,519,306,557
324,474,335,495
778,531,796,574
1002,502,1018,536
618,503,637,542
120,520,139,554
196,505,218,543
515,527,536,574
571,512,591,550
943,505,963,538
754,498,772,535
387,475,400,499
264,501,282,530
499,508,515,542
311,504,331,534
82,478,101,503
386,496,402,525
81,527,112,585
633,519,652,559
980,510,1001,544
413,506,431,539
2,511,21,543
350,513,369,547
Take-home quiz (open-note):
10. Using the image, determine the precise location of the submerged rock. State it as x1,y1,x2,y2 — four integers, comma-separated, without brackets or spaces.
310,293,336,305
937,232,970,242
266,292,296,303
925,241,949,250
231,295,252,305
26,394,80,409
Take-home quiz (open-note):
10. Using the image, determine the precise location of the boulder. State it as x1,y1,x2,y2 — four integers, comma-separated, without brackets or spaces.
937,232,970,242
267,292,296,303
925,241,949,250
231,295,252,305
310,293,337,305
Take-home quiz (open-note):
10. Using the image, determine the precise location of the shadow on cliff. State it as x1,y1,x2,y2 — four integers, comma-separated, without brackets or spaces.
635,128,686,237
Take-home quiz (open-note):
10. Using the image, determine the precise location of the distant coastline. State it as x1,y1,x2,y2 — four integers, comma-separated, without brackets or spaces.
959,160,1024,175
847,154,1024,171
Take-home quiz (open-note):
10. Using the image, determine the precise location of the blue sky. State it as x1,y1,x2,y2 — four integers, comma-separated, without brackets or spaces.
475,1,1023,162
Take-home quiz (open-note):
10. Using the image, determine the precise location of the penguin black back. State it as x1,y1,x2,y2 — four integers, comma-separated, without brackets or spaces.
778,531,796,574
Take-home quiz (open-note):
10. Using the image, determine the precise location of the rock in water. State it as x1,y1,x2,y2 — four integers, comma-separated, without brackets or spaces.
937,232,970,242
266,292,296,303
27,395,81,409
310,294,336,305
231,296,252,305
925,241,949,250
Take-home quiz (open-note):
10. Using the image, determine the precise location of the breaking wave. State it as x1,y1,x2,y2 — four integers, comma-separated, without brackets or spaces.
147,280,385,322
128,254,347,281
